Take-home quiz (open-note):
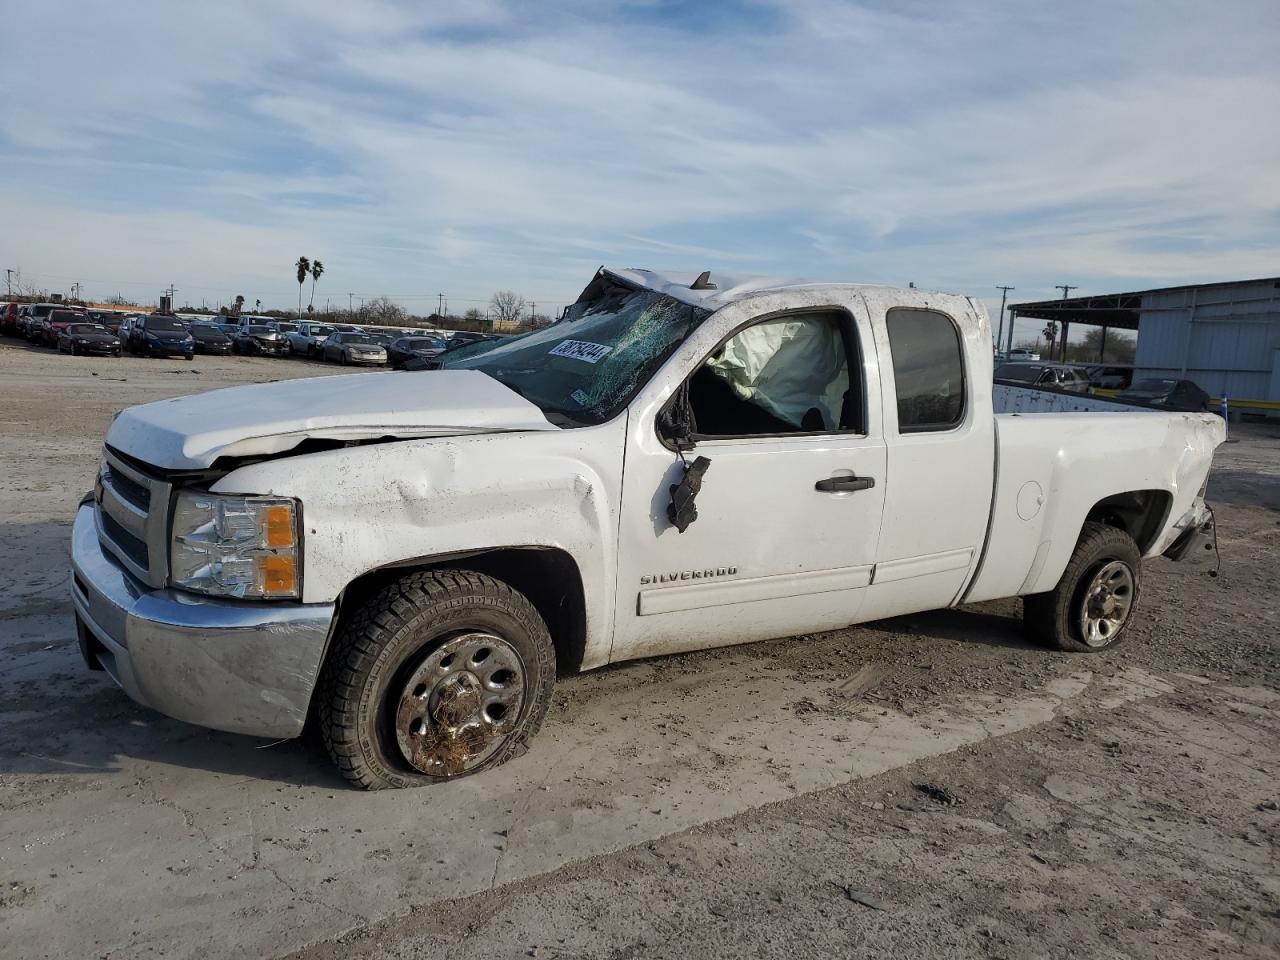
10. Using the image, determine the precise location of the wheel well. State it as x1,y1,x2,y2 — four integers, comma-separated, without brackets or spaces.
1085,490,1172,553
333,547,588,675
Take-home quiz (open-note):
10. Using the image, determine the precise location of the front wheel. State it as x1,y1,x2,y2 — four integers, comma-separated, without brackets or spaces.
317,570,556,789
1023,522,1142,652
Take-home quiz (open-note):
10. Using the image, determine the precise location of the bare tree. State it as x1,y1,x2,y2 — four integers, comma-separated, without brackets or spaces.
463,307,484,322
489,290,525,328
363,295,407,325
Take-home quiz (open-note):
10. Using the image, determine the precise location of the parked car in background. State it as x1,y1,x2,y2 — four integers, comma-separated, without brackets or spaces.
0,301,17,335
387,335,448,369
269,321,298,338
322,331,387,365
190,324,234,356
57,322,122,357
285,321,335,357
41,308,90,346
233,325,290,357
1006,348,1041,361
86,310,128,333
994,361,1091,393
236,315,278,331
128,314,194,360
19,303,62,342
1083,364,1134,390
1116,378,1211,411
448,330,496,346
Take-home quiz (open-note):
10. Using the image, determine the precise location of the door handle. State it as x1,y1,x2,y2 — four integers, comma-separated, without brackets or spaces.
815,474,876,493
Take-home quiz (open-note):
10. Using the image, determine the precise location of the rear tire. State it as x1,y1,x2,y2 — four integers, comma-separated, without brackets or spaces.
317,570,556,790
1023,522,1142,653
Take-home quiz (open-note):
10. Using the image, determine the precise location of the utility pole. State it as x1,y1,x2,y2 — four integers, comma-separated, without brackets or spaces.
437,293,444,319
4,269,12,296
994,285,1014,356
71,281,81,301
348,293,354,316
530,302,536,326
1053,285,1077,362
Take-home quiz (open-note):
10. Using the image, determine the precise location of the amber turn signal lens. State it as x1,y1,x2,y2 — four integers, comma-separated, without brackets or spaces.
257,554,296,596
264,505,294,547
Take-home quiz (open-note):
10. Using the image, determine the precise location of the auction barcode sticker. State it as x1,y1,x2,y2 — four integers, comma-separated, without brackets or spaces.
549,340,613,363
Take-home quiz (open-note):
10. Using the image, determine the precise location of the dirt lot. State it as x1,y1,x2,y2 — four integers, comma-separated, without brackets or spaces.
0,339,1277,959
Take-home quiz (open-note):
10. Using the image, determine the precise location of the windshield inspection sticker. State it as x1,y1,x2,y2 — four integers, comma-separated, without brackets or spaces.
549,339,613,364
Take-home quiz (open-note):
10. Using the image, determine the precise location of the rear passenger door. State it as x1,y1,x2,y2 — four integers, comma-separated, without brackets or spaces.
860,300,995,621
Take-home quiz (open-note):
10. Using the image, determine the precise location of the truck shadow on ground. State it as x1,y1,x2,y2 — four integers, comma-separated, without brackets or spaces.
0,605,1033,790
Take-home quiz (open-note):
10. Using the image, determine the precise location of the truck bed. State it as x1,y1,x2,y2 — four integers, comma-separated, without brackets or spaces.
993,382,1152,414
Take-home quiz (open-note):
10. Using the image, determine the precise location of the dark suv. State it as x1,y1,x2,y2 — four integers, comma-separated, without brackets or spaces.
128,314,195,360
19,303,61,342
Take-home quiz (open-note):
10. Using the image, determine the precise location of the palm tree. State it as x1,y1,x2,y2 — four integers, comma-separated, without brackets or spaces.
309,260,324,311
295,256,311,319
255,298,261,312
1042,321,1059,361
234,294,245,316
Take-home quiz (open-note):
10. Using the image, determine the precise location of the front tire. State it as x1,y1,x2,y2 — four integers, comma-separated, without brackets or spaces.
317,570,556,789
1023,522,1142,652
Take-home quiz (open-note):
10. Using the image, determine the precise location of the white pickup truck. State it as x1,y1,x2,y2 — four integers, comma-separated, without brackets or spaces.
71,267,1223,789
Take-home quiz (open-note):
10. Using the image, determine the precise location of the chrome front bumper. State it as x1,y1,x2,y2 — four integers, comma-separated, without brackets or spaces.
70,504,336,738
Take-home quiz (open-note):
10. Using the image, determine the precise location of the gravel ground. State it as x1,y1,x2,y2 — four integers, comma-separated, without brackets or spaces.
0,338,1276,959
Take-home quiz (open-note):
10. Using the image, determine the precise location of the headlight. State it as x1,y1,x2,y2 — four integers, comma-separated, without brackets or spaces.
170,491,301,599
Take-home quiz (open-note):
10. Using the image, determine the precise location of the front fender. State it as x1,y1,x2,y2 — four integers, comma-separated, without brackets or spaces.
211,419,627,670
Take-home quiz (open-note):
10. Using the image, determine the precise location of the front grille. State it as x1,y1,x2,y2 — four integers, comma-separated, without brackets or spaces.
102,463,150,511
101,512,149,569
95,448,172,587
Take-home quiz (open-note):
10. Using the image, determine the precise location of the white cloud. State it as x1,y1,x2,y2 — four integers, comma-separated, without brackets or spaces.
0,0,1276,311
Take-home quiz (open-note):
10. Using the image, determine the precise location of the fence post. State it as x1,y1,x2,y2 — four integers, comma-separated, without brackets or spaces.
1220,394,1229,440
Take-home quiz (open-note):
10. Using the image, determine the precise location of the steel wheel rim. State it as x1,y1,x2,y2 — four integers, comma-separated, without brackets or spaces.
1078,560,1134,648
394,631,526,776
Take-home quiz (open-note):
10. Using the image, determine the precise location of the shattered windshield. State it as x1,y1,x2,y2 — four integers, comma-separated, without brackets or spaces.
445,286,709,426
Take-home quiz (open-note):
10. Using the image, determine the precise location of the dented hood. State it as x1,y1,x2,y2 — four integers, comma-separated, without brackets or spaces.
106,369,557,470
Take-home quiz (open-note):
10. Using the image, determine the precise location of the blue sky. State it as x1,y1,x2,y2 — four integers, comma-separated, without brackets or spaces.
1,0,1277,342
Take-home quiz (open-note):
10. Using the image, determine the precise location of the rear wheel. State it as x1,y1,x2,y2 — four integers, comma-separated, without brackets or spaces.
317,570,556,789
1023,522,1141,652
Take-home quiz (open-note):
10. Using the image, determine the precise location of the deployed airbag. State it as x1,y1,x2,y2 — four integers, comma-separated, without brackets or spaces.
706,315,847,429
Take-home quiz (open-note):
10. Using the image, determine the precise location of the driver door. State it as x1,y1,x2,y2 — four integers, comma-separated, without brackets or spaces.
610,302,887,663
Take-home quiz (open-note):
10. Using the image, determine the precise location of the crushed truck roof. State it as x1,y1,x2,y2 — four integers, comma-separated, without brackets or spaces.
595,266,959,310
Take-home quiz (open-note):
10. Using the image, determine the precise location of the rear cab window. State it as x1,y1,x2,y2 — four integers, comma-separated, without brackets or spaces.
885,308,965,432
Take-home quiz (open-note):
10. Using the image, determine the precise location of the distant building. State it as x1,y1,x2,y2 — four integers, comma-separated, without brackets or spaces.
1011,277,1280,401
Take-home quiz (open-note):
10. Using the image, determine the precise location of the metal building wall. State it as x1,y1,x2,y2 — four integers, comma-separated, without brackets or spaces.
1133,280,1280,400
